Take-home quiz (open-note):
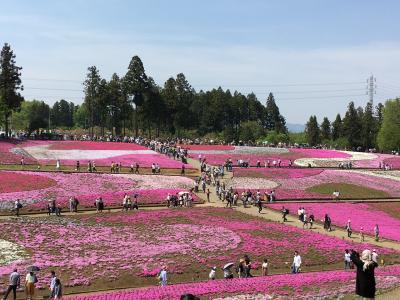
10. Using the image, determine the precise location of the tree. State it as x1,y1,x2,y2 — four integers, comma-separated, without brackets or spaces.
83,66,101,135
265,93,287,133
51,99,74,128
361,101,376,149
375,102,384,128
331,114,342,140
123,56,149,136
320,117,331,141
12,100,49,136
377,98,400,151
305,115,320,146
0,43,24,136
174,73,195,135
342,101,362,149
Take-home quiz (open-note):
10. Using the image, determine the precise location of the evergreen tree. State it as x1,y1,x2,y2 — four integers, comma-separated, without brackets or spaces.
265,93,287,133
377,98,400,151
375,102,384,128
83,66,101,135
174,73,195,134
331,114,342,140
320,117,331,141
342,101,362,149
123,56,149,135
0,43,24,136
361,101,376,149
305,115,320,146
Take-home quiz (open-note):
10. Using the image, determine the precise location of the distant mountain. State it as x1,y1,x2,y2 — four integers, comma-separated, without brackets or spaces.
287,123,305,133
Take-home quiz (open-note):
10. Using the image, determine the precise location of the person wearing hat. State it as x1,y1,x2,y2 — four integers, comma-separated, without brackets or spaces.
209,267,216,280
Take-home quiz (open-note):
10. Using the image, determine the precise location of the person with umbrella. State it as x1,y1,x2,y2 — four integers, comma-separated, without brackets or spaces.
223,263,234,279
25,266,39,300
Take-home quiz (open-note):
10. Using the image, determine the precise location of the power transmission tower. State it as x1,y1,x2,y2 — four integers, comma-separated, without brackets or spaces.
366,75,377,105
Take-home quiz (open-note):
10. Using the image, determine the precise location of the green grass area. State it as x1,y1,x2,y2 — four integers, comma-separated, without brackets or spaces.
307,182,390,198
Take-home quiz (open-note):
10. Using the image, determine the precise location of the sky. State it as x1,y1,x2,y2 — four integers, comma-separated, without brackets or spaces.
1,0,400,124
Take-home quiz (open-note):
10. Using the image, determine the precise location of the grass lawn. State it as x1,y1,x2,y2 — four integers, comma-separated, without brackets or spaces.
307,182,390,198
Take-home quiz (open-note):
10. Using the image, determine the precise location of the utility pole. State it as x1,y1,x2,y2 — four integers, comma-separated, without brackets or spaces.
366,75,377,105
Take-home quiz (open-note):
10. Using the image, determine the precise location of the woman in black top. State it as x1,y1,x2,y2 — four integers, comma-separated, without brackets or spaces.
350,249,378,299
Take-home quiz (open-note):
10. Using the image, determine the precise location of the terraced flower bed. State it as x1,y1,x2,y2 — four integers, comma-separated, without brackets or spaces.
268,202,400,241
229,169,400,200
0,208,396,294
0,171,195,210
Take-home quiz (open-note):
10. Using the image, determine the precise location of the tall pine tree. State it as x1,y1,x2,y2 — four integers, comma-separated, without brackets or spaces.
305,115,320,146
320,117,331,141
265,92,287,133
0,43,24,136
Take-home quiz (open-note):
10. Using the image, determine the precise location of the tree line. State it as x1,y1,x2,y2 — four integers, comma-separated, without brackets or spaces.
305,99,400,151
0,43,288,142
1,43,399,151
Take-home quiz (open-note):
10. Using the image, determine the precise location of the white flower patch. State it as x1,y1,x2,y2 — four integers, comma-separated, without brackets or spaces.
294,151,377,167
226,177,279,190
347,170,400,182
22,144,155,160
0,239,28,265
115,174,195,189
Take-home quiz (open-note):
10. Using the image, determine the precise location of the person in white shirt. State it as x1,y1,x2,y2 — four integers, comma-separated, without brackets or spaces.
344,249,351,269
158,266,167,286
209,267,216,280
292,251,302,274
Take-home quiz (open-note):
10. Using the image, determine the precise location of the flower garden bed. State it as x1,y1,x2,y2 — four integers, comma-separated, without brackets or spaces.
0,171,195,210
229,169,400,200
1,140,193,169
68,265,400,300
0,208,397,294
268,202,400,241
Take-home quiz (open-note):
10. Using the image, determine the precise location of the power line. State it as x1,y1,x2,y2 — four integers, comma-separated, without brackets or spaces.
277,94,367,101
24,87,83,92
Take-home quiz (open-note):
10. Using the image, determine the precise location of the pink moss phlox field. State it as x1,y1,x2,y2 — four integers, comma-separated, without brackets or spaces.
68,265,400,300
45,141,148,151
0,171,57,193
177,144,235,150
269,202,400,241
38,153,192,169
0,208,396,290
289,148,351,159
12,140,194,168
0,141,37,164
231,169,400,199
0,171,195,209
233,168,323,179
0,171,134,209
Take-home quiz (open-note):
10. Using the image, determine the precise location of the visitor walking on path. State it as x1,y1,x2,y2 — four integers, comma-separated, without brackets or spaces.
2,269,20,300
256,198,263,213
261,258,269,276
158,266,168,286
25,271,37,300
281,206,288,222
206,189,211,202
346,220,352,238
374,224,380,242
49,270,57,299
344,249,351,270
350,249,378,299
324,214,332,231
14,199,22,217
360,227,365,242
292,251,302,274
209,267,216,280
